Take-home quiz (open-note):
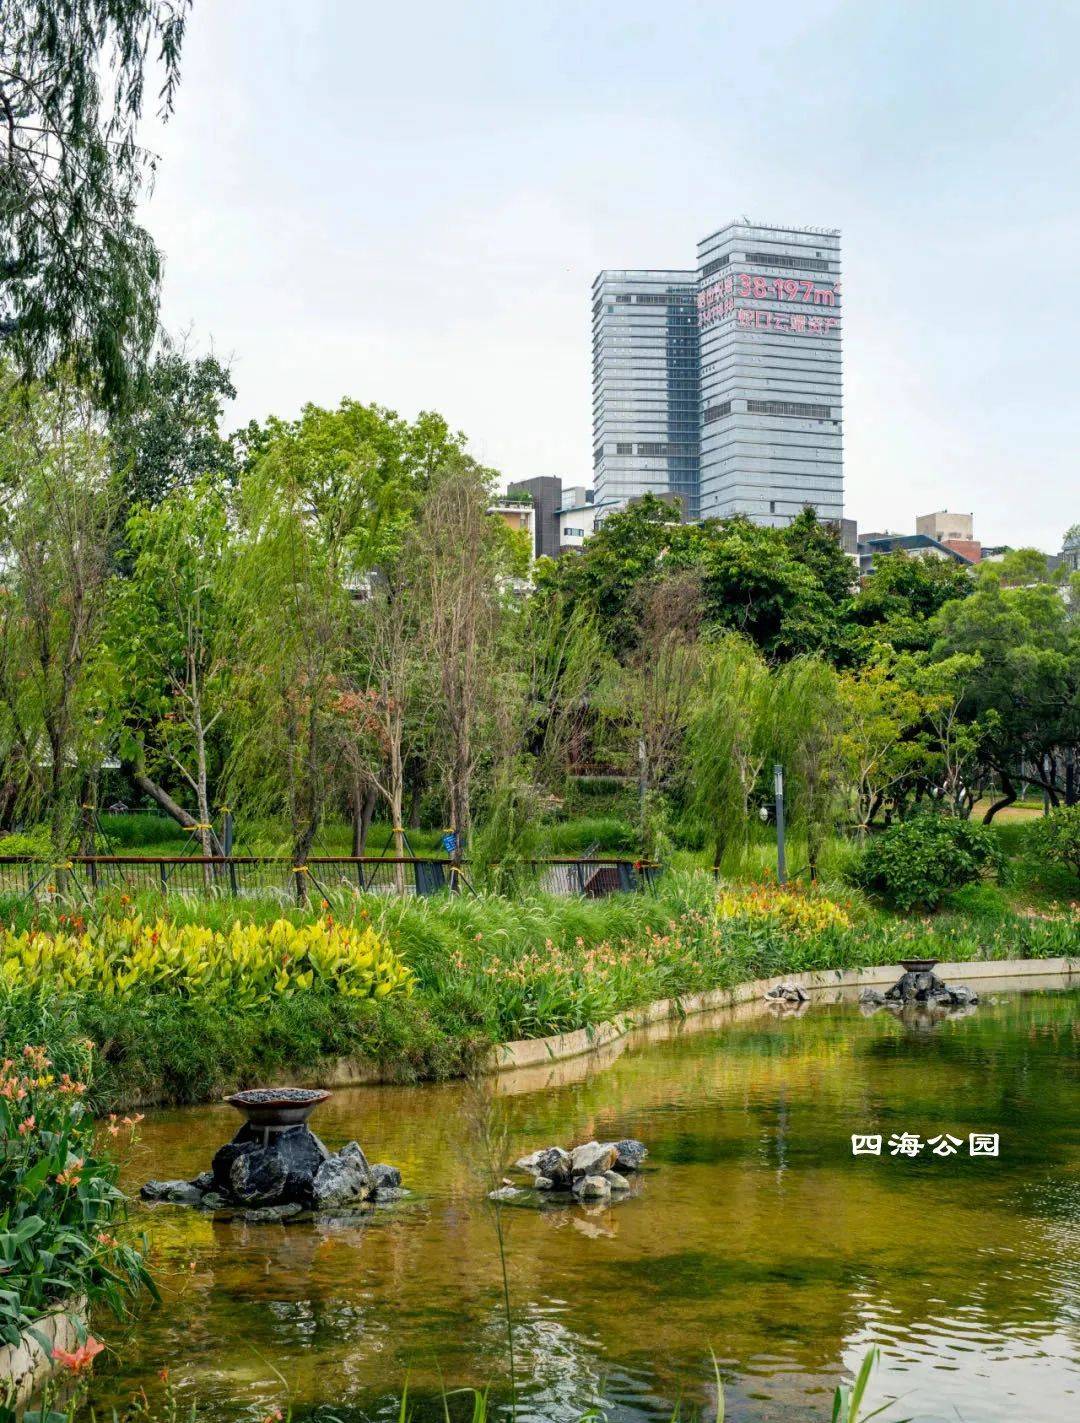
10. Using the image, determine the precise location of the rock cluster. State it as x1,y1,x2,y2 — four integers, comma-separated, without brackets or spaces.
495,1137,647,1205
764,982,808,1004
141,1124,405,1223
861,969,978,1010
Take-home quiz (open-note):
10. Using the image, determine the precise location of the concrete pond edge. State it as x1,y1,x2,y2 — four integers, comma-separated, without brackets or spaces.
305,955,1077,1088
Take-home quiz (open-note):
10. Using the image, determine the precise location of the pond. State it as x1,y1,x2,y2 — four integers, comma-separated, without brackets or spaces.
88,977,1080,1422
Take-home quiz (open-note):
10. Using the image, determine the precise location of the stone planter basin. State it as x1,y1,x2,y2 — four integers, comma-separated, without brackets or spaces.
224,1087,330,1130
899,958,939,975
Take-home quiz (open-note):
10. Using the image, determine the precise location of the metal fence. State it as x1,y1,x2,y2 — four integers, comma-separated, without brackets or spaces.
0,854,661,903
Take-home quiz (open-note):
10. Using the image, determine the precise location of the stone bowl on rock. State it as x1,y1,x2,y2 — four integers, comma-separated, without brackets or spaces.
224,1087,330,1129
898,958,939,975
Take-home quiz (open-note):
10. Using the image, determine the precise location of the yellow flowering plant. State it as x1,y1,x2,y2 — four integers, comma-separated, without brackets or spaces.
715,885,853,937
0,915,414,1008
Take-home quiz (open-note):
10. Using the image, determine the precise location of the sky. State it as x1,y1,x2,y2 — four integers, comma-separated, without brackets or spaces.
141,0,1080,551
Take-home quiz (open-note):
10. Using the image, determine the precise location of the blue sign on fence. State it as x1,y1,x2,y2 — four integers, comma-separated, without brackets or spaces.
441,832,458,855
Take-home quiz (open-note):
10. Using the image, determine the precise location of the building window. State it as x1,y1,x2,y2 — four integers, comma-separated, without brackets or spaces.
702,401,732,423
616,442,633,454
701,255,731,278
744,251,833,273
746,399,831,419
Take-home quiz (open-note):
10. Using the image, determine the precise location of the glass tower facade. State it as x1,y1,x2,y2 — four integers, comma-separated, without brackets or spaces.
591,270,700,520
592,223,843,527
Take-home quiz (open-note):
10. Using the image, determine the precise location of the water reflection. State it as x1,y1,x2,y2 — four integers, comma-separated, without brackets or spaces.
86,982,1080,1422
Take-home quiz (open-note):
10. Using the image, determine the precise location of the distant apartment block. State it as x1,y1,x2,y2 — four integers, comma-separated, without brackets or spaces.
592,221,842,527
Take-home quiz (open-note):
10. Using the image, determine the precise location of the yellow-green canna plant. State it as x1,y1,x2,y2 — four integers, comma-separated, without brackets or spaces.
0,915,414,1008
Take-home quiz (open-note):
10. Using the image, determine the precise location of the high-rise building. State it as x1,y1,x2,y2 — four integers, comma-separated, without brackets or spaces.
592,221,843,527
591,269,700,520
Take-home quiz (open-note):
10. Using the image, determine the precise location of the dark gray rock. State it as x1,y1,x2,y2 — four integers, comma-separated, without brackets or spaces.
198,1192,227,1211
141,1179,204,1205
859,988,886,1005
371,1162,402,1191
189,1171,215,1193
612,1139,647,1171
312,1141,374,1208
229,1146,289,1206
603,1170,631,1191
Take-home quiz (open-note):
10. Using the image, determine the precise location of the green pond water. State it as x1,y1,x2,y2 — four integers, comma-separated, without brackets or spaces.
88,979,1079,1422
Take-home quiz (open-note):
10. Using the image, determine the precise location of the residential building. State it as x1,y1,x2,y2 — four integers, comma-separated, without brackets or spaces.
591,269,701,520
856,530,976,579
507,476,562,559
488,494,534,544
592,220,843,528
557,487,598,551
916,510,981,562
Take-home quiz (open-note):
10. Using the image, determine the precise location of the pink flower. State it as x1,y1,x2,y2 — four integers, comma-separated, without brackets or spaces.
53,1336,104,1374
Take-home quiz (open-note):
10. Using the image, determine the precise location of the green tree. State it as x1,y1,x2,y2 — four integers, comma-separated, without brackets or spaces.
850,551,973,657
931,578,1080,818
107,479,233,855
837,653,929,831
110,346,238,510
0,1,191,408
0,373,117,852
683,634,770,869
770,657,844,879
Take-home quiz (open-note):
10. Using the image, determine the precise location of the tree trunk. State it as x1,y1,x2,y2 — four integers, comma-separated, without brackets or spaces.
126,760,224,854
982,774,1017,824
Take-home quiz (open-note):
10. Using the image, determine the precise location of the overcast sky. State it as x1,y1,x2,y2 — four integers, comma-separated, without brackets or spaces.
142,0,1079,550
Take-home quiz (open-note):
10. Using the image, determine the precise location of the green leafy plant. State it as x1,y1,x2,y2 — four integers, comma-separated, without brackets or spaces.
1028,804,1080,884
850,814,1005,911
0,1043,155,1353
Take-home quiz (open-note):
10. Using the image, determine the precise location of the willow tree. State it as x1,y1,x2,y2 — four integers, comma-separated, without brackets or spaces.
0,2,191,408
770,656,844,880
226,449,354,876
683,634,770,870
416,457,505,849
0,373,117,852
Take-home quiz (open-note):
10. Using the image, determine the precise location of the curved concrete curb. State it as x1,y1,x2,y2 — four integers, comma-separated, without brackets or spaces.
480,955,1078,1074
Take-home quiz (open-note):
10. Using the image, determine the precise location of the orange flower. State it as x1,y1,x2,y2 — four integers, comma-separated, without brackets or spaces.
56,1159,84,1188
17,1114,35,1135
53,1336,104,1374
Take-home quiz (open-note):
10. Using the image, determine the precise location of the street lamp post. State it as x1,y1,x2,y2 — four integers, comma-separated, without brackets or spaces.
774,763,787,885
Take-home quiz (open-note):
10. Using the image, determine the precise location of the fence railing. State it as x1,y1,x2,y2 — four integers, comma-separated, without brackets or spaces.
0,854,662,903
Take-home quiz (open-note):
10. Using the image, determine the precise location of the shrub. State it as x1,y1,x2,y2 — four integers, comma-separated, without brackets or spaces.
0,915,414,1007
0,826,52,858
1028,804,1080,883
0,1043,155,1347
850,815,1005,911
